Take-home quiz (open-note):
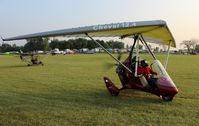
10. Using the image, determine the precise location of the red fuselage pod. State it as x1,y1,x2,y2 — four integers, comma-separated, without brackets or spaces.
156,76,178,97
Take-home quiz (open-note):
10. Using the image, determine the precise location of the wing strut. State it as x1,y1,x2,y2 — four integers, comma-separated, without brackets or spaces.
85,33,132,73
139,34,157,60
164,41,171,69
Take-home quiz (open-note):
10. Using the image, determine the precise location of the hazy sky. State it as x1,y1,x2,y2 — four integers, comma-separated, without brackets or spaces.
0,0,199,48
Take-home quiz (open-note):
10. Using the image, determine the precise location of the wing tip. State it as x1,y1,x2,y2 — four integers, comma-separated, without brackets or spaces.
0,35,5,42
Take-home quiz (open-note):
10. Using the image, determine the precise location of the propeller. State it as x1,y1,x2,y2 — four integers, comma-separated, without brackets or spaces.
104,52,124,70
117,52,122,61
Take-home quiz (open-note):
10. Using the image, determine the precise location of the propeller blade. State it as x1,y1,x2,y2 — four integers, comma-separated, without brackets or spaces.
117,52,123,61
104,62,115,70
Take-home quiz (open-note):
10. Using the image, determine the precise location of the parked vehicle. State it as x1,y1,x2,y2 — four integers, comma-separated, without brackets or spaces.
51,48,61,55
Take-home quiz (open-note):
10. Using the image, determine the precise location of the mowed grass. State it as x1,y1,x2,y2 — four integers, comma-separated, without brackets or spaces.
0,54,199,126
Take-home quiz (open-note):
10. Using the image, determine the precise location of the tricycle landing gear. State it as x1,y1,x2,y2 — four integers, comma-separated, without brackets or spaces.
161,96,173,102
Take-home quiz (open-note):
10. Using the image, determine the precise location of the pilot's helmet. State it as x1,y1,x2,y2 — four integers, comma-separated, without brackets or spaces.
141,60,148,67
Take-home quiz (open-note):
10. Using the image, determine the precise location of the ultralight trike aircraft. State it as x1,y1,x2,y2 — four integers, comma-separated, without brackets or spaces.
2,20,178,101
17,50,44,66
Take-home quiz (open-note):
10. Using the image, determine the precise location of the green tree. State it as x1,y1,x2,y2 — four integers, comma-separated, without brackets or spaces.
64,40,72,49
42,37,50,51
24,37,49,52
87,40,97,49
1,43,12,52
195,44,199,53
107,40,124,49
180,39,198,53
48,39,124,50
0,43,23,52
49,39,59,49
97,40,109,49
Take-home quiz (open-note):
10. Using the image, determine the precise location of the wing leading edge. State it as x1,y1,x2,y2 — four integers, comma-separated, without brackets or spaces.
3,20,176,47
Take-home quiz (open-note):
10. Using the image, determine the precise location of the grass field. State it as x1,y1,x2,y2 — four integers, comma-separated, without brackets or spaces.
0,54,199,126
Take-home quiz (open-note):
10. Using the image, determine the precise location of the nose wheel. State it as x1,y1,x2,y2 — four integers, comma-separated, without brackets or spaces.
161,96,173,102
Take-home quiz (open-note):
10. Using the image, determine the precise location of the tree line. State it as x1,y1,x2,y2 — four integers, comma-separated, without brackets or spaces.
180,39,199,53
1,38,199,53
49,38,124,50
0,38,124,52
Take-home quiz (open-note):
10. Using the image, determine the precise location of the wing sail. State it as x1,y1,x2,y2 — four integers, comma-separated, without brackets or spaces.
3,20,176,47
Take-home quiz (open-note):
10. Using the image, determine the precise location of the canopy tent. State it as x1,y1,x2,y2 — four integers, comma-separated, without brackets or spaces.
3,20,176,47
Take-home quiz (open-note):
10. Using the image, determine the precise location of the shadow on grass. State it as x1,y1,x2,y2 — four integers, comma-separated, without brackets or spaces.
5,87,163,110
0,64,43,69
0,64,29,69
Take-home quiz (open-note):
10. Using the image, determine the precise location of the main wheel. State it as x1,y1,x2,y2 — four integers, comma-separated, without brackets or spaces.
162,96,173,102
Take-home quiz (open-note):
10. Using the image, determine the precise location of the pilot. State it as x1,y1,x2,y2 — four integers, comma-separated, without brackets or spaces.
138,60,157,89
31,55,37,64
31,55,43,66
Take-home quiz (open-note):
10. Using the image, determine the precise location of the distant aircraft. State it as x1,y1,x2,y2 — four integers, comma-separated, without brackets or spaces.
17,50,44,66
1,20,178,101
